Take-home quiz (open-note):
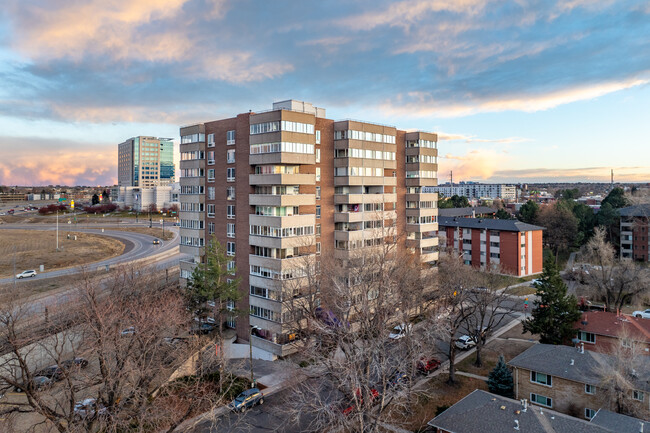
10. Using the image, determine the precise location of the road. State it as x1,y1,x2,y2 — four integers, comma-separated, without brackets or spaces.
0,224,180,285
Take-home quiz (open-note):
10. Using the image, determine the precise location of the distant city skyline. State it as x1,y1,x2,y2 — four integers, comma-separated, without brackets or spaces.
0,0,649,186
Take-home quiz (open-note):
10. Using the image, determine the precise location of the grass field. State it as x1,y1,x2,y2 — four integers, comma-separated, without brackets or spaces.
0,230,124,278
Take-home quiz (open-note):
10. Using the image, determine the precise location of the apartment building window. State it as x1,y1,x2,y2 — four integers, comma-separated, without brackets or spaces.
227,186,235,200
530,371,552,387
207,204,215,217
207,151,215,164
316,167,321,182
207,169,215,181
585,384,595,395
490,252,500,258
316,186,321,200
621,338,632,348
490,241,499,247
250,305,277,322
227,168,235,181
227,130,235,145
585,408,596,420
227,205,235,219
227,149,235,163
490,230,500,237
316,224,321,236
316,205,321,219
227,260,236,273
316,130,321,144
207,133,215,147
227,242,235,256
315,148,321,163
577,331,596,344
530,393,552,408
208,186,215,200
633,390,644,402
227,223,235,238
316,242,321,254
208,222,215,234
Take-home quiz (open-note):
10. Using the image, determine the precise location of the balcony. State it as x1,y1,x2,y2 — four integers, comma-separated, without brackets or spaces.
249,173,315,185
406,178,437,187
406,222,438,233
405,192,437,201
249,234,315,249
334,176,396,187
420,251,439,263
250,334,298,358
249,253,317,271
334,193,396,204
334,210,396,223
250,153,315,165
406,208,438,218
249,194,315,207
249,213,316,228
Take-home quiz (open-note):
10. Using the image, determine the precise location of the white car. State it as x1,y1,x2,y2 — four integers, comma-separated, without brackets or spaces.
16,270,37,279
389,323,412,340
455,335,476,350
74,398,108,419
633,309,650,319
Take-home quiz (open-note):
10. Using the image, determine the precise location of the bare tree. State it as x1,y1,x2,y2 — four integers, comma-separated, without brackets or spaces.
284,237,437,433
580,227,649,311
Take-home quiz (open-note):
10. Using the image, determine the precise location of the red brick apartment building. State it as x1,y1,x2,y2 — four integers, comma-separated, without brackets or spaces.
438,216,543,276
620,204,650,262
178,100,439,359
575,311,650,355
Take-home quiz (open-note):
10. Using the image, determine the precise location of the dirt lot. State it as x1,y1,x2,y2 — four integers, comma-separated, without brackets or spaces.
0,230,124,278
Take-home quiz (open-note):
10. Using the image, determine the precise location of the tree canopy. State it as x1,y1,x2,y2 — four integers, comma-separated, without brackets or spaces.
438,194,471,209
517,200,539,224
486,355,514,398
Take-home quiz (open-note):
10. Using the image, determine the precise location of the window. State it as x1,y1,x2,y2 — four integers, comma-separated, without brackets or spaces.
227,242,235,256
207,169,215,181
227,223,235,238
227,260,235,273
530,393,552,408
207,204,215,217
316,205,321,219
577,331,595,344
316,186,321,200
208,186,215,200
585,384,595,395
633,390,644,401
208,222,215,234
207,151,215,164
227,167,235,181
227,205,235,219
621,338,632,348
227,149,235,163
316,130,321,144
227,186,235,200
316,242,321,254
316,223,321,236
316,167,321,182
531,371,552,387
227,130,235,145
585,408,596,420
207,133,215,147
315,148,321,163
250,305,277,322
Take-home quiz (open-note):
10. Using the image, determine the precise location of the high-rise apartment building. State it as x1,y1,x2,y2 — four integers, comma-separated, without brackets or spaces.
179,100,438,359
620,204,650,261
429,183,517,200
118,136,175,188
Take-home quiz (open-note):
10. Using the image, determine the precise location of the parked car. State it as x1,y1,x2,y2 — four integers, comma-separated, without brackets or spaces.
471,287,490,293
74,398,109,419
228,388,264,412
152,239,161,245
62,357,89,370
120,326,136,336
633,309,650,319
36,365,64,381
342,388,380,415
190,322,215,335
388,371,410,388
455,335,476,350
389,323,412,340
417,356,441,375
531,279,542,288
16,270,37,279
14,376,53,392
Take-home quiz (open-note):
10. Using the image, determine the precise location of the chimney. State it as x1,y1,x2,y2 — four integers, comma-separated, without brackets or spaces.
640,422,644,433
580,343,585,354
521,399,528,412
514,420,520,430
570,359,574,366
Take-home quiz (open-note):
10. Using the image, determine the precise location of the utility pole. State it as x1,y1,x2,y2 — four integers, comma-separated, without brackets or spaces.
56,210,59,251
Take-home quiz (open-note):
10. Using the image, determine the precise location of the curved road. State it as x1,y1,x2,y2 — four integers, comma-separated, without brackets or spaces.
0,224,181,285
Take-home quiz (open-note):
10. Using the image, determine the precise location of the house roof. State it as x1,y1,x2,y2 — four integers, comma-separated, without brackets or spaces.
428,389,614,433
590,409,650,432
438,216,545,232
619,204,650,218
508,344,650,392
575,311,650,344
438,206,497,218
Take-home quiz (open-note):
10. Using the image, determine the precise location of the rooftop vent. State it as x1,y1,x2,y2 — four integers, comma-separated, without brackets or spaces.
514,420,520,430
570,359,574,366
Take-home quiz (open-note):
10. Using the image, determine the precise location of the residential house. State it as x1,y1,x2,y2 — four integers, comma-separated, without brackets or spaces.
574,311,650,355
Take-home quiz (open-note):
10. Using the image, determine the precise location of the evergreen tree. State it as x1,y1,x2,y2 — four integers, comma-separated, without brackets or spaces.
518,200,539,224
522,255,581,345
486,355,514,398
495,208,511,220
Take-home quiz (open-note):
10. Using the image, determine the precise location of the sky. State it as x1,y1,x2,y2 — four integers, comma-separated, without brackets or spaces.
0,0,649,186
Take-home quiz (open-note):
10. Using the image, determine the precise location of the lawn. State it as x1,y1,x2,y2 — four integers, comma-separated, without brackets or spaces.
0,230,124,278
505,285,537,296
455,338,535,377
116,226,175,241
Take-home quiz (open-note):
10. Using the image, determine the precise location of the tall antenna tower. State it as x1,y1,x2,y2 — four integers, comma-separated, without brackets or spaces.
611,169,614,189
450,170,453,185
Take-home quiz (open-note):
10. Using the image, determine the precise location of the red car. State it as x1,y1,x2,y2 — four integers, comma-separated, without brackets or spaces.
417,356,441,374
342,388,380,415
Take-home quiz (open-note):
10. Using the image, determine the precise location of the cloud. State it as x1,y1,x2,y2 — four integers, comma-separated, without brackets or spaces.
489,166,650,183
381,76,650,117
0,136,117,186
438,148,509,181
437,132,529,144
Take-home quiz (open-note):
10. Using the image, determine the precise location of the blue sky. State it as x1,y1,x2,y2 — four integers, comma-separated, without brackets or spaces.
0,0,648,186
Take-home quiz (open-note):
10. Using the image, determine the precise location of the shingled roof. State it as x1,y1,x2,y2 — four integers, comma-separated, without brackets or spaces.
438,216,545,232
438,206,497,218
619,204,650,218
590,409,650,432
428,390,613,433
